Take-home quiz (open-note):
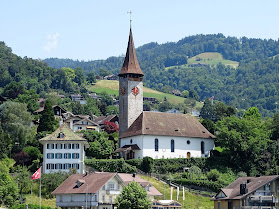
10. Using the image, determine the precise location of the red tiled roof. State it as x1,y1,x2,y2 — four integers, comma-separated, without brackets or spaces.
52,172,117,194
118,173,162,196
119,111,215,139
118,29,144,76
213,175,279,200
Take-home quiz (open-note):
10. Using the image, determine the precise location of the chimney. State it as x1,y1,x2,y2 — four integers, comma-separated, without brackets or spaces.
240,182,248,195
132,173,136,178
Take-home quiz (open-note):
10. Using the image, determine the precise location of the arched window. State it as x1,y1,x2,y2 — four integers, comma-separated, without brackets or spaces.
201,141,205,154
171,139,175,152
155,138,159,151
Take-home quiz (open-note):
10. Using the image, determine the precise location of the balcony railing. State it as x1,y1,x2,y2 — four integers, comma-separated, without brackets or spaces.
106,188,121,195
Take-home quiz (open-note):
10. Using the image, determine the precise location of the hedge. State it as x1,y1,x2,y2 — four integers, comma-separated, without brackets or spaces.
173,178,225,192
126,158,208,174
10,204,55,209
85,159,137,173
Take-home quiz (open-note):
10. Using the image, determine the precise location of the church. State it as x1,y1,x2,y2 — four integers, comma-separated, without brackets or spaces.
116,27,215,160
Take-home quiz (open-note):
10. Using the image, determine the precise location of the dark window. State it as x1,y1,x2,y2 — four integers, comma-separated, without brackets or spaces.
171,139,175,152
187,140,190,145
130,139,133,144
201,141,205,154
155,138,159,151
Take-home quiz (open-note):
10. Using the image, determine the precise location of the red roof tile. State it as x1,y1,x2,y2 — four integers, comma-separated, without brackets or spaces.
119,111,215,139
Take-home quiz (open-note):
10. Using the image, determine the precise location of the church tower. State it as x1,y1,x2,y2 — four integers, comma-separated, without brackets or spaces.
118,28,144,136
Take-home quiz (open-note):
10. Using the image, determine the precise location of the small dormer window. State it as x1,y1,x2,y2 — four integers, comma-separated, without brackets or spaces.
58,132,64,138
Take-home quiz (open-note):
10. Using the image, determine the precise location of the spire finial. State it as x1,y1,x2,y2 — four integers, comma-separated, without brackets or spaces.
127,10,132,28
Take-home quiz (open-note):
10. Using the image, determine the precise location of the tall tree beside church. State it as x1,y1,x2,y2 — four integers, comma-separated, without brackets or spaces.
37,100,58,133
200,99,215,121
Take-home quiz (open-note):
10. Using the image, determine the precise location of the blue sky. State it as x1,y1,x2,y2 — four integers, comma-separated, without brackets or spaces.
1,0,278,60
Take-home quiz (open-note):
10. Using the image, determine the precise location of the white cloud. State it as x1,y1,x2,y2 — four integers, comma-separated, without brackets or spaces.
43,32,60,52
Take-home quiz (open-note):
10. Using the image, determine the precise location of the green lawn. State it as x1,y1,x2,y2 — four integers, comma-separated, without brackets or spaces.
24,194,57,208
166,52,239,70
139,175,214,209
89,80,188,105
188,52,239,68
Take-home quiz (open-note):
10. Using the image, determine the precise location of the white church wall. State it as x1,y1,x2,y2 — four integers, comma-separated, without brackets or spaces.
142,135,214,159
120,135,214,159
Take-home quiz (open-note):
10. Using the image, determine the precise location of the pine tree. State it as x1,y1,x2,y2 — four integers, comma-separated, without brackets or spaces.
37,100,58,133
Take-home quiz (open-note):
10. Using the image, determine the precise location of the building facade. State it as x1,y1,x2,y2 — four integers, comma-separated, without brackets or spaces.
212,175,279,209
52,172,161,209
39,124,89,174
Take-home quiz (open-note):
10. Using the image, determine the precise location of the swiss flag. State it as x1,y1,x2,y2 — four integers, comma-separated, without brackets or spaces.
31,167,41,180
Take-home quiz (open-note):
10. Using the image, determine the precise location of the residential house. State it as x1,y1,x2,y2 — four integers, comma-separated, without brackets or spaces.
52,172,125,209
212,175,279,209
39,123,89,174
104,74,118,80
172,89,181,96
143,97,158,104
35,105,67,117
118,173,162,200
70,94,87,104
92,115,119,131
88,93,102,101
167,109,180,114
65,114,100,132
152,200,182,209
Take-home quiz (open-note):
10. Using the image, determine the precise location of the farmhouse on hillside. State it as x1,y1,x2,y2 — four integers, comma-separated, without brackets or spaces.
117,27,215,160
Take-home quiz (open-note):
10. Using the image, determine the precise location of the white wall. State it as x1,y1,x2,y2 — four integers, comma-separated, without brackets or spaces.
120,135,214,159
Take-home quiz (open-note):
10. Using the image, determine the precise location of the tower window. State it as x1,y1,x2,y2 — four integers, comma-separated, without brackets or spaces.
155,138,159,151
171,139,175,152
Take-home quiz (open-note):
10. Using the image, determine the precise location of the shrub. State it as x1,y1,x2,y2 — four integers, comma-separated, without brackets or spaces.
207,169,220,181
10,204,55,209
187,166,202,180
173,178,225,192
85,159,137,173
141,157,154,173
127,158,208,174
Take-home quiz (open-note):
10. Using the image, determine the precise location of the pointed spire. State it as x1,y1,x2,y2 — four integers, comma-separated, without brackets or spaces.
118,28,144,76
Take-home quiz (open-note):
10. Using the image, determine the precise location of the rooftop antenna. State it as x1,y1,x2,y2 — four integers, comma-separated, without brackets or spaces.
127,10,132,28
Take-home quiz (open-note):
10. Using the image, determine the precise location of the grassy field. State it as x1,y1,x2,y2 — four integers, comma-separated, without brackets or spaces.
24,194,57,208
140,175,214,209
89,80,187,104
166,52,239,70
188,52,239,68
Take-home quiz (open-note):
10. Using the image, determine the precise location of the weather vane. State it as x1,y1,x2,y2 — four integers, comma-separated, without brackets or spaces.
127,10,132,27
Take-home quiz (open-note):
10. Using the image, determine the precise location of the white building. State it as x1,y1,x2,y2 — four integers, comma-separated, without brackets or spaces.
117,27,215,160
52,172,161,209
65,114,100,132
39,123,89,174
116,111,215,159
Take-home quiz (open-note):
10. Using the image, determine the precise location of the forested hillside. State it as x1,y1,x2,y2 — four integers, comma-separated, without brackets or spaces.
45,34,279,117
0,41,86,95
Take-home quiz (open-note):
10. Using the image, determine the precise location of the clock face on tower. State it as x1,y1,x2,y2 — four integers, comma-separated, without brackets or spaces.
121,87,126,95
132,86,139,97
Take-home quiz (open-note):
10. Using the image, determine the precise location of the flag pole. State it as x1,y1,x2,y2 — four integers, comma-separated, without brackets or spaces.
40,166,41,209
